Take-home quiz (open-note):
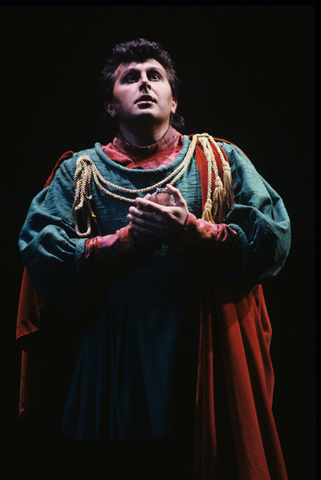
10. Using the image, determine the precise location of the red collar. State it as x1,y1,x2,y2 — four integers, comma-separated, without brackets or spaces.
102,126,184,169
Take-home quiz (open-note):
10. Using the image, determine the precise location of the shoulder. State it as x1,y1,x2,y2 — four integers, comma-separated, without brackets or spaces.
73,144,100,159
188,133,246,154
40,145,99,193
188,133,250,168
214,138,249,160
55,145,99,176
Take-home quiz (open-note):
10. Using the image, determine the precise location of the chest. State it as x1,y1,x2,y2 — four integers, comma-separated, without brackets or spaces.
90,156,203,236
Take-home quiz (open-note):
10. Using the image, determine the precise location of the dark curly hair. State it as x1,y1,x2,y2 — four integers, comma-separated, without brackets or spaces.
100,38,185,137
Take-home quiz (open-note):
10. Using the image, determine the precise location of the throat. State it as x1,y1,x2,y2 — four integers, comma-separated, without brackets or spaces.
119,122,170,147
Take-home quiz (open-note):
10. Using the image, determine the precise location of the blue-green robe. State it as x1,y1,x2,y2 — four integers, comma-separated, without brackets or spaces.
18,136,291,442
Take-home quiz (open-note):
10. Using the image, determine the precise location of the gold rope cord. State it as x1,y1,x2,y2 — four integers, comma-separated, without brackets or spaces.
72,134,234,236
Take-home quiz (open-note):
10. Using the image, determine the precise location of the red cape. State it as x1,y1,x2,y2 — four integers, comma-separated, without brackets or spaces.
16,142,287,479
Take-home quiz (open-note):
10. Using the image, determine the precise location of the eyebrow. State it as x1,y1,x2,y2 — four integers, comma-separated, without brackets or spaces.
120,65,164,79
120,67,137,78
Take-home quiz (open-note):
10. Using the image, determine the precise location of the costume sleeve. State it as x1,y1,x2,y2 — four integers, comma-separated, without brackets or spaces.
18,159,147,313
177,142,291,283
18,159,91,313
221,142,291,283
176,215,243,274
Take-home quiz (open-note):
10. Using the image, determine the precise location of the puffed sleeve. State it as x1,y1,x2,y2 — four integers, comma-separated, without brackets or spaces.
18,159,88,313
221,142,291,283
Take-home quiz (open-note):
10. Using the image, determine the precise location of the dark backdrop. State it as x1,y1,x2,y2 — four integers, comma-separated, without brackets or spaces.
1,6,315,479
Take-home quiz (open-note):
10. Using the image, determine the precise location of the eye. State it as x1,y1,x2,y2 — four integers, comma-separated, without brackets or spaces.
125,74,137,83
150,72,161,81
122,70,139,83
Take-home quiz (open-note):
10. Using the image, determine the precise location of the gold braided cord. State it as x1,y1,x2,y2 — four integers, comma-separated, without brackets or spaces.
197,133,231,183
72,134,234,236
75,134,198,203
72,160,98,237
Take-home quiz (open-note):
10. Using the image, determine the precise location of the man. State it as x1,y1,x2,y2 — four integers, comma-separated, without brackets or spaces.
17,39,291,480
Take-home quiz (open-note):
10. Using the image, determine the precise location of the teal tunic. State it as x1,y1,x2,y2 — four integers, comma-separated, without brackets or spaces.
18,136,291,442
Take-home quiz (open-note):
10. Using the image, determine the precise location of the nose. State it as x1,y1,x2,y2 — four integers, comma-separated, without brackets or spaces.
140,82,150,93
139,74,151,92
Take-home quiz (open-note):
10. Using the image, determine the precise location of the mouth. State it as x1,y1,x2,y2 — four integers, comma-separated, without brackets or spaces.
135,95,156,104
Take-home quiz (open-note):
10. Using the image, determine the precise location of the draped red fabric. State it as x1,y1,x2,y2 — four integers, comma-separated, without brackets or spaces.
193,140,288,479
43,150,74,188
16,268,42,417
215,285,287,480
16,151,73,417
194,273,288,479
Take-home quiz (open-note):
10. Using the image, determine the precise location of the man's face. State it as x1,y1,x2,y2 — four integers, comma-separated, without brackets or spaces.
105,59,178,131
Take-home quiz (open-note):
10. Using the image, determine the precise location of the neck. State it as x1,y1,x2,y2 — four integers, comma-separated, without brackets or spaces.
119,121,170,147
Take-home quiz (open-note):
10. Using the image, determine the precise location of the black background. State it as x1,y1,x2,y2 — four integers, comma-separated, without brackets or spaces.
1,6,315,479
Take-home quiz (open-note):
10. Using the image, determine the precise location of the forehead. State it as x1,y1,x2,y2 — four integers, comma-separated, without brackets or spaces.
114,59,167,79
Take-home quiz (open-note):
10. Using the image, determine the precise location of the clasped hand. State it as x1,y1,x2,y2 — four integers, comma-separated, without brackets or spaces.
127,184,189,248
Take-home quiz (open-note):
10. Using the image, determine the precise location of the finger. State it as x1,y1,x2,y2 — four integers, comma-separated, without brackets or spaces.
166,184,185,205
129,205,149,217
127,213,162,232
128,206,159,221
134,197,164,213
131,223,159,239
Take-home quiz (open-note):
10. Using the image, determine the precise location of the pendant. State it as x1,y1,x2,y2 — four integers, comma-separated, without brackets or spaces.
150,188,175,206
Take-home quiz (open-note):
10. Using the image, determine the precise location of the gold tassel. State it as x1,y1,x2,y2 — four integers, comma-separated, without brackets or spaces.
202,198,215,223
197,133,235,224
212,178,226,223
223,163,235,210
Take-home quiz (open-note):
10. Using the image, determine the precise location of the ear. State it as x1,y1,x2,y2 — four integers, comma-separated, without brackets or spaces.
171,97,178,115
104,100,117,118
